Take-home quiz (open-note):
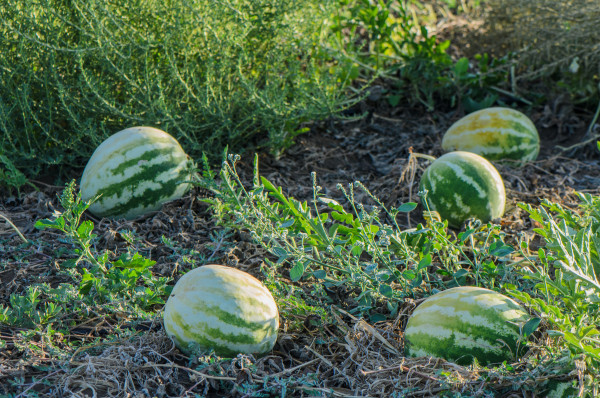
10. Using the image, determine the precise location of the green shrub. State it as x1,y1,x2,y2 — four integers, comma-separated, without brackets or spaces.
0,0,348,180
327,0,506,111
199,153,525,321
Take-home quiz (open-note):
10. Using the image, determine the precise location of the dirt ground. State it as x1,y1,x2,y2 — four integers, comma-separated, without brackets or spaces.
0,91,599,396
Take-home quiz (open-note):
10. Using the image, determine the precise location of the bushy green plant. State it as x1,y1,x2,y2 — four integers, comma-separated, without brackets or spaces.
198,153,523,321
508,194,600,393
0,0,349,181
0,181,171,330
326,0,508,110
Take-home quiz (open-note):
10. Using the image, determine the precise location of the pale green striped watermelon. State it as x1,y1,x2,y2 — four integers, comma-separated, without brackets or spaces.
419,151,505,228
442,107,540,162
80,126,192,219
544,380,578,398
163,264,279,357
404,286,530,366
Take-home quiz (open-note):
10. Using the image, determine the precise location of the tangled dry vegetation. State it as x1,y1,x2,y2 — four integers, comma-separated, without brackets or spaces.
430,0,600,104
485,0,600,82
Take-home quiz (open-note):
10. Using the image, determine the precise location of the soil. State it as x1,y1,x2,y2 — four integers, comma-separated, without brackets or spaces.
0,93,598,396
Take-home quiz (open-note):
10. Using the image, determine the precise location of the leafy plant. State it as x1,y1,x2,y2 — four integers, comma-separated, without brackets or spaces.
199,153,524,320
327,0,509,110
0,155,35,194
0,181,171,330
0,0,350,180
508,194,600,392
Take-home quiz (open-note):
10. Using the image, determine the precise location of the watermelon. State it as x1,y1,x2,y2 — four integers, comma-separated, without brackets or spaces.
543,380,578,398
419,151,505,228
404,286,530,366
163,264,279,357
80,126,192,219
442,107,540,162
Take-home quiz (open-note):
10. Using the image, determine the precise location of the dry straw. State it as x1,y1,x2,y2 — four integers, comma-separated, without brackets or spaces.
485,0,600,83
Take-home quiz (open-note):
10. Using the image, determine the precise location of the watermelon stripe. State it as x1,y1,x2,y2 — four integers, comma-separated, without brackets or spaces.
167,312,276,357
81,127,191,219
182,288,277,321
84,132,176,176
405,330,509,365
448,124,535,140
90,165,190,218
163,264,280,357
441,160,487,198
404,287,529,366
167,310,275,345
441,107,539,162
92,149,187,195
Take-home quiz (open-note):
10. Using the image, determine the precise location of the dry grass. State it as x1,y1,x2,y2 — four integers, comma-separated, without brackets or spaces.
483,0,600,85
2,109,598,396
4,312,579,397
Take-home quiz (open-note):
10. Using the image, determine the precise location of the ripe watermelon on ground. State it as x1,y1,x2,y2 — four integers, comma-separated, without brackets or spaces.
163,264,279,357
404,286,530,366
442,107,540,162
543,380,578,398
80,126,192,219
419,151,505,228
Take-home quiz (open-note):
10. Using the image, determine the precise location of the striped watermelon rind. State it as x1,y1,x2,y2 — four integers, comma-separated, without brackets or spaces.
404,286,530,366
442,107,540,162
419,151,505,228
80,126,193,219
163,264,279,357
544,380,578,398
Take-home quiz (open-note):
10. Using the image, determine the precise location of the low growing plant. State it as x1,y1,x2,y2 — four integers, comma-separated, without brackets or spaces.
506,194,600,394
0,181,171,331
326,0,509,110
199,153,524,321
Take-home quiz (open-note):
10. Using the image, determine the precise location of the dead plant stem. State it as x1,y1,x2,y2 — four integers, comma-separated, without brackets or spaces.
0,212,28,243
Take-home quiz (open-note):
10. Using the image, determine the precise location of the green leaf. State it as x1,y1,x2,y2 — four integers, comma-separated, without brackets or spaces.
289,263,305,282
331,211,355,226
453,269,469,280
113,252,156,271
378,284,393,298
454,57,469,77
272,247,288,257
522,317,541,338
34,217,65,231
417,254,432,271
79,271,94,295
563,331,582,348
312,270,327,279
280,218,295,229
490,244,514,257
77,220,94,239
369,313,387,323
580,325,600,338
396,202,417,213
403,270,416,280
351,245,363,257
319,197,345,213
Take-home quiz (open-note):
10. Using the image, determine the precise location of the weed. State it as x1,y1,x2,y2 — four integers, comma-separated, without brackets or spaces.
198,153,524,321
327,0,509,110
0,181,171,334
506,194,600,392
